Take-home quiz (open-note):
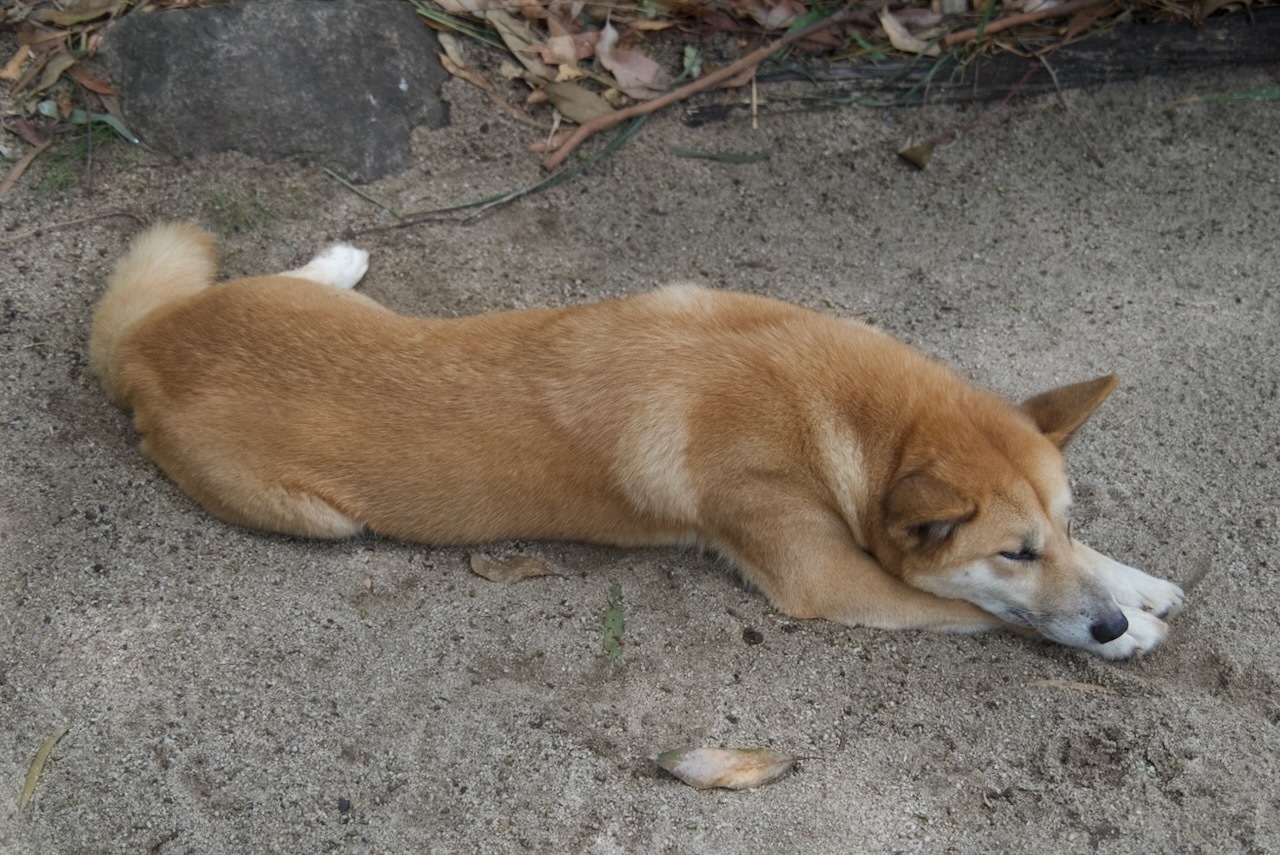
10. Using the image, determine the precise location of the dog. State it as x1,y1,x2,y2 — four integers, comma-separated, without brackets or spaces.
90,223,1184,659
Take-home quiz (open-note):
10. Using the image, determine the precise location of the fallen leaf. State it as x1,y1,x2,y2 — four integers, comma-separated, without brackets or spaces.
30,0,120,27
71,64,115,95
1,44,32,82
19,724,70,810
431,0,495,14
33,50,77,95
530,32,598,66
468,553,557,584
656,747,799,790
440,53,492,91
554,64,585,82
12,118,49,146
596,21,669,100
626,19,676,31
729,0,804,30
438,32,468,68
879,10,941,58
487,9,556,82
1065,0,1119,40
545,82,614,123
897,140,934,170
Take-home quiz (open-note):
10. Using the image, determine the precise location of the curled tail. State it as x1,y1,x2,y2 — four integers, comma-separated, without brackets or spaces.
90,222,220,408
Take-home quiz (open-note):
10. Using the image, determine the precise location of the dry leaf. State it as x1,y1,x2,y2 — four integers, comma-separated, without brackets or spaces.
626,19,676,31
897,140,934,170
71,63,115,95
879,10,941,57
596,22,669,101
729,0,804,30
554,64,585,82
469,553,557,584
30,0,120,27
487,9,556,83
432,0,494,14
544,81,614,123
33,50,78,95
656,747,799,790
19,724,70,810
531,32,599,66
438,33,497,94
1,45,32,82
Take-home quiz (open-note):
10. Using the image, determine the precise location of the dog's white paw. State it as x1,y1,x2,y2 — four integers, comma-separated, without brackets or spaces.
288,243,369,289
1078,543,1185,621
1085,607,1169,660
1097,562,1185,620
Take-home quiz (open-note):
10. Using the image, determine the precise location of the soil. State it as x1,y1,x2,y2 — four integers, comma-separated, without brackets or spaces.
2,63,1279,854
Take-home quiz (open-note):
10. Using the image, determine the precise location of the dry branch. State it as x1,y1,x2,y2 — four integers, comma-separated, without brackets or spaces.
541,5,858,171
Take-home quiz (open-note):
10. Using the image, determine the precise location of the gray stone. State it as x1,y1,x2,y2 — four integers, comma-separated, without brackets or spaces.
99,0,449,181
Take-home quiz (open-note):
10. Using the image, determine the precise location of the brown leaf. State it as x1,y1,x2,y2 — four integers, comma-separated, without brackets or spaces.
656,747,799,790
879,10,941,57
729,0,804,30
13,118,50,147
30,0,120,27
1065,0,1120,40
897,140,934,170
0,139,52,201
1,45,32,82
529,32,599,66
468,553,557,584
487,9,556,83
71,64,115,95
595,22,669,101
33,51,77,95
544,81,614,124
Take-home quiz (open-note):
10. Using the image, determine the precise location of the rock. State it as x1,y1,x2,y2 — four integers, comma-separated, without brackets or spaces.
99,0,449,181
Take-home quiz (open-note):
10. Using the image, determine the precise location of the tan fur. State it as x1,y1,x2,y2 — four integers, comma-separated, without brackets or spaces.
91,224,1185,658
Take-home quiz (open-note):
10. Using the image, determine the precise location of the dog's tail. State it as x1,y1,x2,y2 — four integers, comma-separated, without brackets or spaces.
90,222,220,408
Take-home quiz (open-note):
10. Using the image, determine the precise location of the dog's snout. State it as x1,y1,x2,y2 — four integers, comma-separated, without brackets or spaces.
1089,611,1129,644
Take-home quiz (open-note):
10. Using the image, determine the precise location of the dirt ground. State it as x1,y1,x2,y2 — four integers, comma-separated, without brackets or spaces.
2,61,1279,854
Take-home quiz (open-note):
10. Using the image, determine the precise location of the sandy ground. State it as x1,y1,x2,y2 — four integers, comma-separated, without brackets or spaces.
3,62,1279,854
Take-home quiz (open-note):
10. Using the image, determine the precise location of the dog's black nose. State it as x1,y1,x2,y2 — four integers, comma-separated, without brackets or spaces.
1090,611,1129,644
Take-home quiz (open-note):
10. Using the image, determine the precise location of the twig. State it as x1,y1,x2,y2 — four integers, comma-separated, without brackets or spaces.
1034,50,1105,168
944,0,1112,47
323,169,404,218
85,123,96,198
541,5,858,171
904,62,1038,161
348,116,652,236
0,140,52,200
0,210,144,245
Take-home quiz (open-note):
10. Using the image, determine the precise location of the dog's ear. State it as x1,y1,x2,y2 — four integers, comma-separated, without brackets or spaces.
1020,374,1118,448
886,473,976,550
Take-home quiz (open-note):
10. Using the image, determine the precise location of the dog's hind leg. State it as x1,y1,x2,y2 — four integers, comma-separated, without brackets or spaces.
159,453,364,540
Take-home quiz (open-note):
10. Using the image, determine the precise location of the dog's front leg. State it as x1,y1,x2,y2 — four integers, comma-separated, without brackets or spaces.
1070,541,1186,659
710,505,1009,635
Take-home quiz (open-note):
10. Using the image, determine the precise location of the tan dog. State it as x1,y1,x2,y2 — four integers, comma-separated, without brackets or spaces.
91,224,1184,659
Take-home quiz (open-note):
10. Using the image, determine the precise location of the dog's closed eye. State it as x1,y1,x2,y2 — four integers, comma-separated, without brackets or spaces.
999,548,1039,562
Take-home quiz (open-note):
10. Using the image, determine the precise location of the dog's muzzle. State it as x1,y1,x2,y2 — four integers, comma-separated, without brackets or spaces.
1089,610,1129,644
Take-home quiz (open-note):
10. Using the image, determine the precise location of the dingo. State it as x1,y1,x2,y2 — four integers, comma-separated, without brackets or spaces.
91,224,1184,659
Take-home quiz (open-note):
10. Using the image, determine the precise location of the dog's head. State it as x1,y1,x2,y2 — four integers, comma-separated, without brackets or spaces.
881,375,1130,647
